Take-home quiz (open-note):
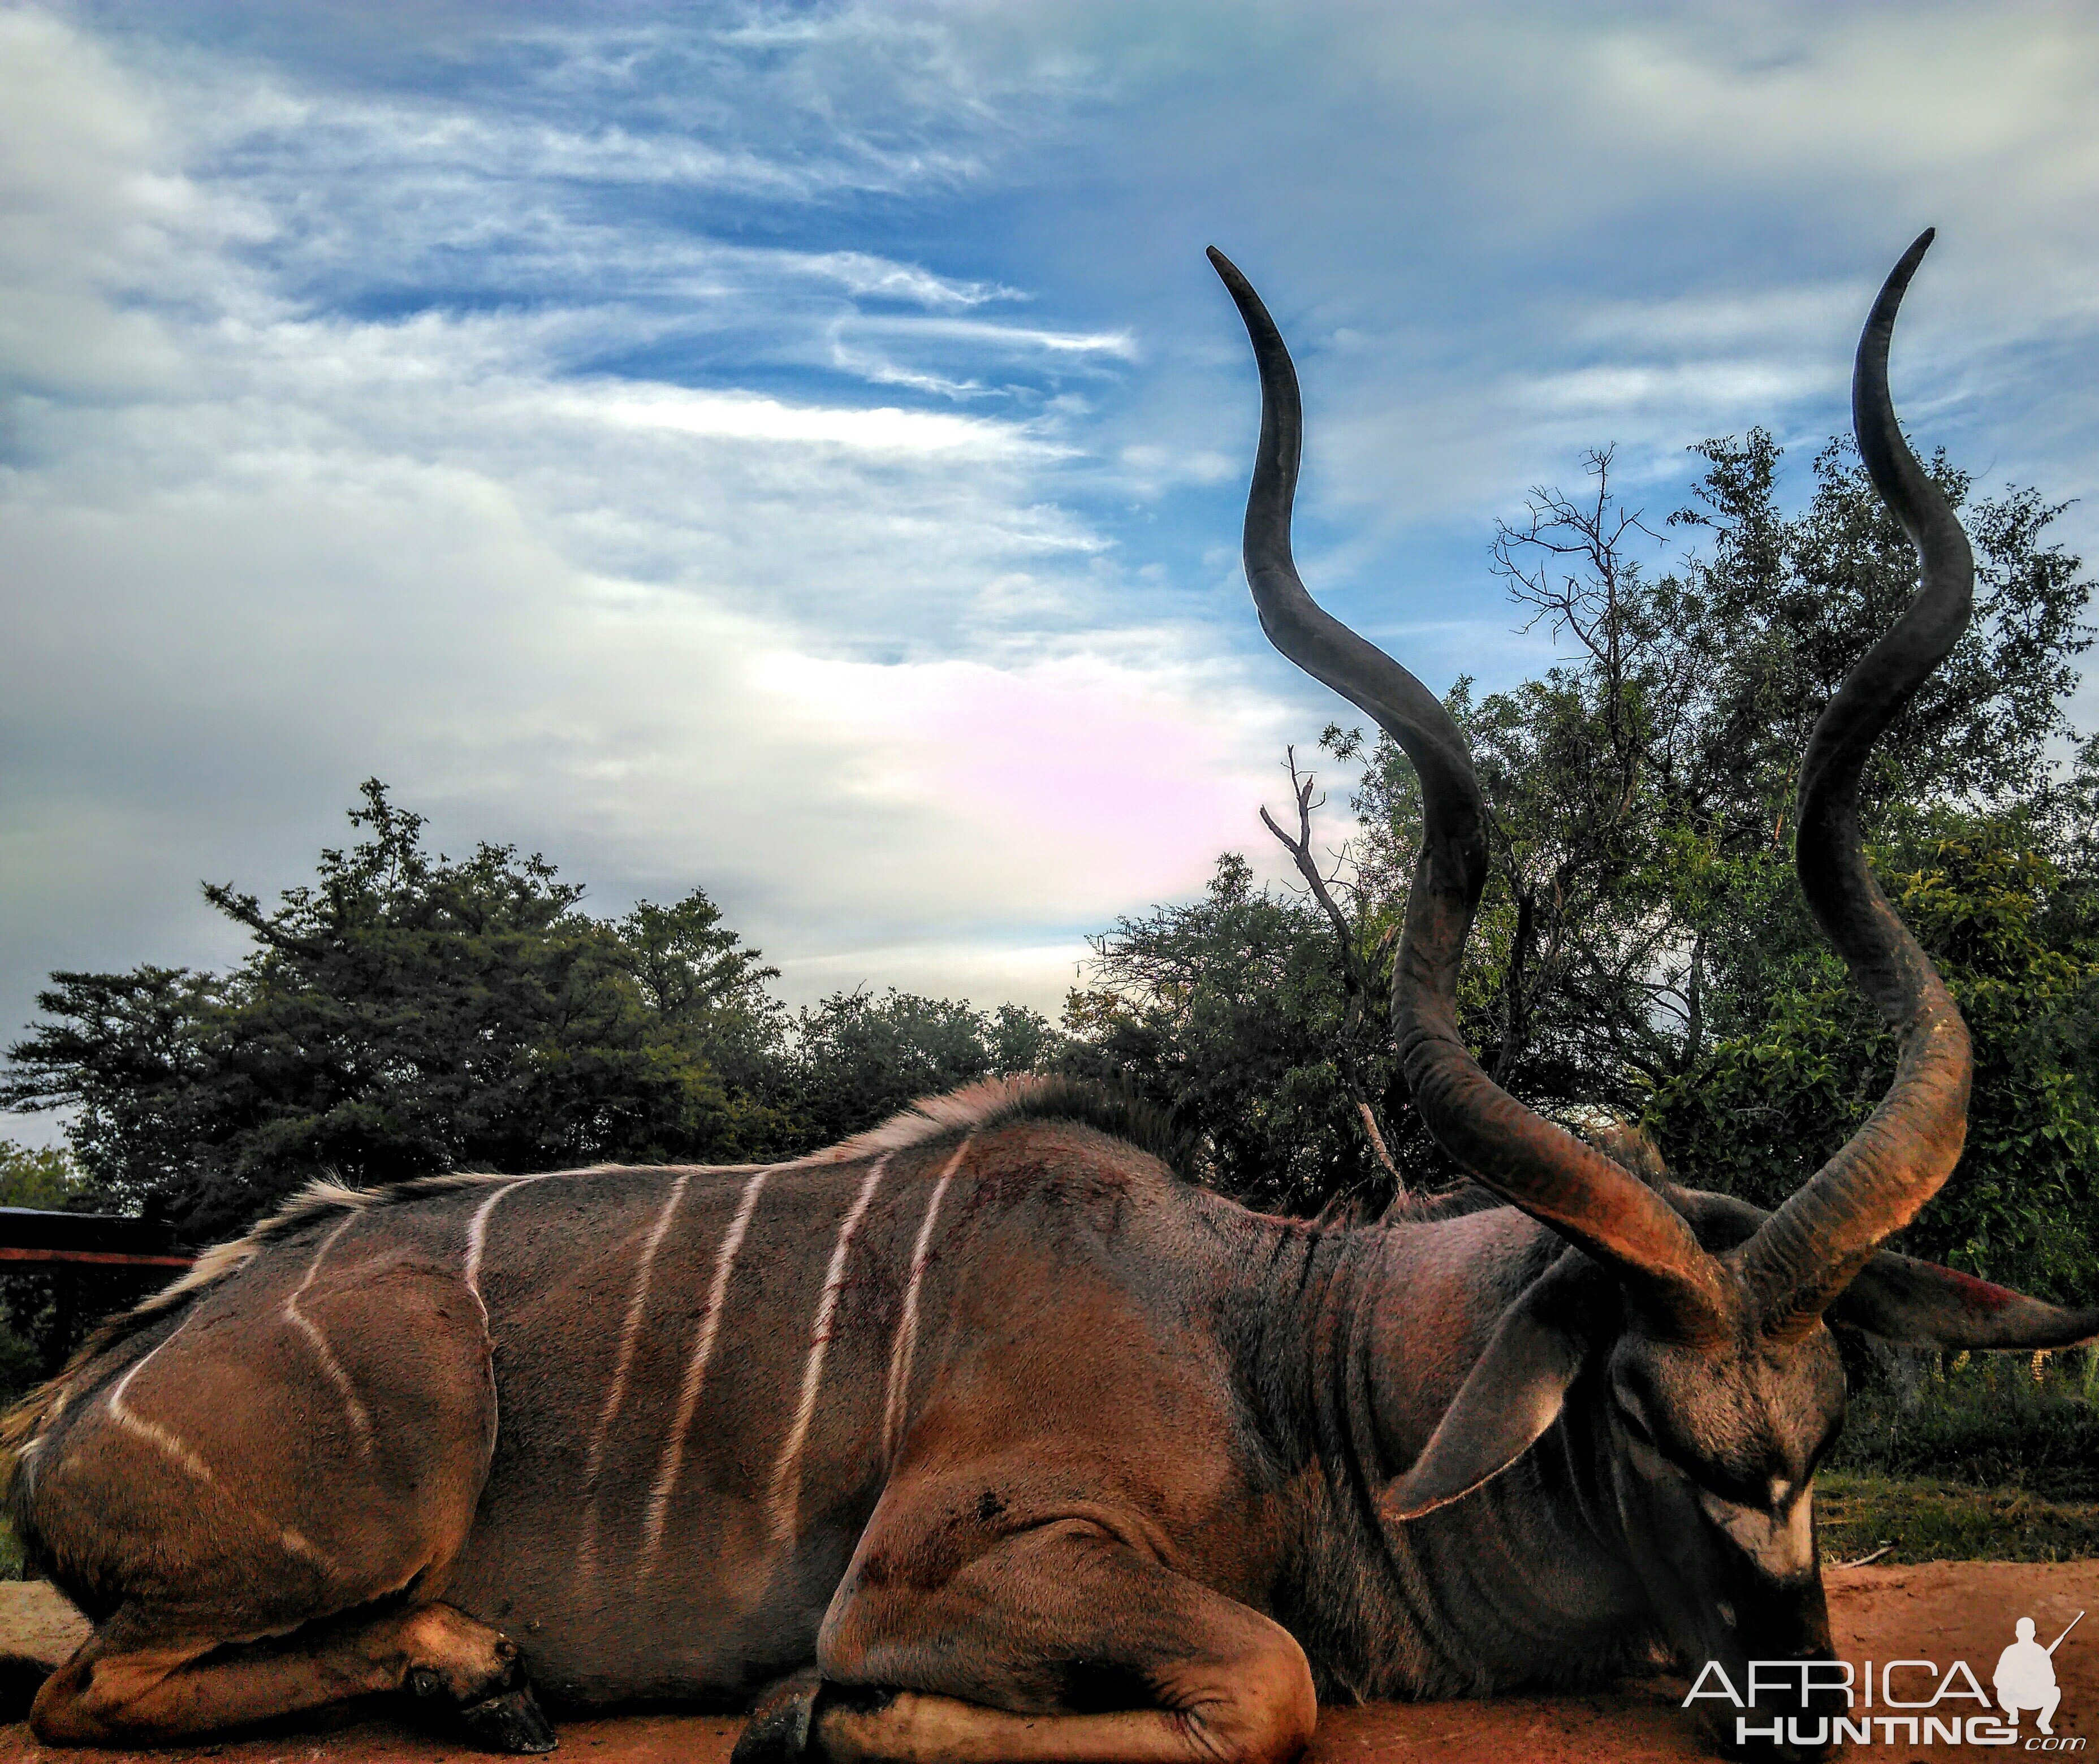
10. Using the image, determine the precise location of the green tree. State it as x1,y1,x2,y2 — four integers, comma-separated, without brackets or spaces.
784,989,1056,1152
1065,427,2094,1265
0,1139,83,1211
3,782,792,1238
1670,435,2091,848
0,1142,105,1393
1650,814,2099,1299
1058,853,1406,1214
1338,434,2092,1109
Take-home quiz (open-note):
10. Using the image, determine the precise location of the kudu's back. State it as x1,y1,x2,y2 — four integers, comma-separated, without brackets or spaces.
8,1084,1280,1710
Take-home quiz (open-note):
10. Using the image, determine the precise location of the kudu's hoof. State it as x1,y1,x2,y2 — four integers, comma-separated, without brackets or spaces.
733,1667,826,1764
458,1683,559,1754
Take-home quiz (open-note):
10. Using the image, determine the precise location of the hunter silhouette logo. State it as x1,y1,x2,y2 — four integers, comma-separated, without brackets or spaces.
1998,1612,2083,1737
1686,1608,2087,1750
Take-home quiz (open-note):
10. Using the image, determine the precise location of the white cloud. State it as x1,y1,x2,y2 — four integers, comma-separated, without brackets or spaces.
560,383,1056,457
1518,361,1834,422
0,3,1305,1087
876,317,1140,358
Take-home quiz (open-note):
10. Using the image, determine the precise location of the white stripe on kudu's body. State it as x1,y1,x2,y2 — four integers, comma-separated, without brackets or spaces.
106,1320,331,1571
106,1331,215,1491
882,1138,970,1464
642,1166,772,1569
463,1174,555,1466
577,1173,691,1587
281,1209,375,1458
770,1156,891,1544
464,1177,548,1300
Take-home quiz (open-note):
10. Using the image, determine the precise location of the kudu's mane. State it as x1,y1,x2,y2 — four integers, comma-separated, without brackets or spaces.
1,1076,1192,1452
805,1073,1196,1173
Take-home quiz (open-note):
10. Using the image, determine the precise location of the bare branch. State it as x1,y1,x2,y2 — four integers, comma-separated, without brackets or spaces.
1356,1101,1398,1181
1260,747,1405,1192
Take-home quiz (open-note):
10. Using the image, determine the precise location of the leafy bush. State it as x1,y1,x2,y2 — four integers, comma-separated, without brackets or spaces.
1830,1343,2099,1501
787,989,1056,1149
1058,853,1407,1214
1651,816,2099,1301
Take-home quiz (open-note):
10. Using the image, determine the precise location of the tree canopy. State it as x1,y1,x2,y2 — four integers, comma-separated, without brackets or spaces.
1060,850,1393,1215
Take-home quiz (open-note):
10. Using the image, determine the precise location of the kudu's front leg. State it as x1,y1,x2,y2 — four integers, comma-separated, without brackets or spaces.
31,1601,553,1752
740,1507,1315,1764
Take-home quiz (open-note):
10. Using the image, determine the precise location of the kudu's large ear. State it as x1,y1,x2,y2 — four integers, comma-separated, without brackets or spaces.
1667,1185,2099,1350
1380,1253,1603,1523
1832,1252,2099,1350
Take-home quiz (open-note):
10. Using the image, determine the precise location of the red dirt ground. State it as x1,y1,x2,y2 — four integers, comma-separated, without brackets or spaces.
1,1560,2092,1763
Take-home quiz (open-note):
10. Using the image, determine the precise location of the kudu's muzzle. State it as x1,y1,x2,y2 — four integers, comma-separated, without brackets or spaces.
1619,1456,1845,1763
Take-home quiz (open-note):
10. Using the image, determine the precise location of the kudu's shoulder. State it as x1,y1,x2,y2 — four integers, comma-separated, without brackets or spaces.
757,1074,1210,1249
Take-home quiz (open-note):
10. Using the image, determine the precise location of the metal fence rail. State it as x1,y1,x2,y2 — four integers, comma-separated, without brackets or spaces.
0,1207,194,1270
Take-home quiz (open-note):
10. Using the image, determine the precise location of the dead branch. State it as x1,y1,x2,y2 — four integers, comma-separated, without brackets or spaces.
1260,747,1405,1191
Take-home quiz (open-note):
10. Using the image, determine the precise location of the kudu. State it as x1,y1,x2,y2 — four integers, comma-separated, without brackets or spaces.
4,234,2094,1764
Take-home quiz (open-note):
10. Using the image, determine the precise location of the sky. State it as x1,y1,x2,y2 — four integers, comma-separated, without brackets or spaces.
6,1,2099,1147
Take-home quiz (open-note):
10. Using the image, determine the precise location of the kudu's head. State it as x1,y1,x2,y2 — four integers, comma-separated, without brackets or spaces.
1214,234,2098,1753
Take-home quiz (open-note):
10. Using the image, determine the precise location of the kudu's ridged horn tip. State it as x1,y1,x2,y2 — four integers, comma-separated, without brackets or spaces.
1744,231,1976,1337
1210,245,1731,1344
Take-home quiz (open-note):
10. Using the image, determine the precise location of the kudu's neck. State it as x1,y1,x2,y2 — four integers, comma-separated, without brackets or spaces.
1228,1216,1659,1698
